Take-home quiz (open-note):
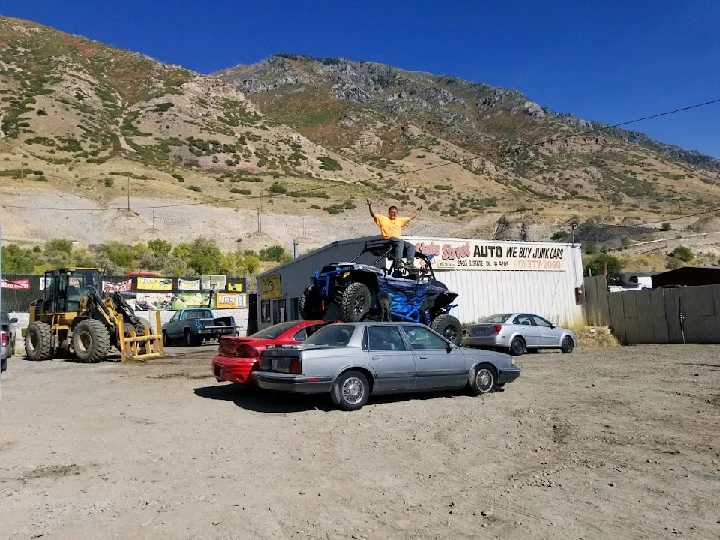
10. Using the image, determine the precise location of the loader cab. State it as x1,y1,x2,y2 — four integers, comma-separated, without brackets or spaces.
43,268,102,313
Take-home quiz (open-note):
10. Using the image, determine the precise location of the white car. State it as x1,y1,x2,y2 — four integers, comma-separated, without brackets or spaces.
463,313,576,356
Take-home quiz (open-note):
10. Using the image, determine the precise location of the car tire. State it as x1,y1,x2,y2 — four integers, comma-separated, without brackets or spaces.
25,321,53,361
299,285,325,320
468,363,497,395
184,330,200,347
72,319,111,363
331,370,370,411
509,336,526,356
162,331,171,347
561,336,575,353
340,283,371,322
430,314,462,345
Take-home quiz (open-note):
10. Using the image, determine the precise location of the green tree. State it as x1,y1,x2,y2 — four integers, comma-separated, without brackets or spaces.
666,257,683,270
175,237,224,275
660,222,672,231
583,253,624,276
148,238,173,257
245,254,261,275
95,241,138,271
671,246,693,262
259,245,291,262
1,244,37,273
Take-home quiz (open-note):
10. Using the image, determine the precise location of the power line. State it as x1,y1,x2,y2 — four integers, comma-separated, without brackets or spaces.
505,97,720,155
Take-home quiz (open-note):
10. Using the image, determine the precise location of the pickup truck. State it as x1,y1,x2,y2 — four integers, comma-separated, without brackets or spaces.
162,308,237,346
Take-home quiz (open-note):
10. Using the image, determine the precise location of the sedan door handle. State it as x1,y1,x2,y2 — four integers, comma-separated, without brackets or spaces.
418,356,428,359
372,356,382,361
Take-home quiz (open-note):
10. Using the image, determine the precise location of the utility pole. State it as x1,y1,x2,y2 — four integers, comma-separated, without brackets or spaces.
302,217,306,239
20,162,26,184
257,207,262,234
152,208,156,231
293,240,298,259
126,176,130,212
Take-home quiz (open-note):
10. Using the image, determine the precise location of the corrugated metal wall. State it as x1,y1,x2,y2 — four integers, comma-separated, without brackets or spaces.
256,237,584,328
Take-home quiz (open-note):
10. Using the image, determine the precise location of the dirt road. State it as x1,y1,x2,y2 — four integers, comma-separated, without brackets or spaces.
0,344,718,539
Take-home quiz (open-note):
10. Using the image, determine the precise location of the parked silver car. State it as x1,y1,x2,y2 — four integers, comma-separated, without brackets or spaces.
253,322,519,410
464,313,576,356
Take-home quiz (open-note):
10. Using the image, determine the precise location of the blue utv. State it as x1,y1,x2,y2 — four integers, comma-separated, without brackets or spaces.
299,239,463,344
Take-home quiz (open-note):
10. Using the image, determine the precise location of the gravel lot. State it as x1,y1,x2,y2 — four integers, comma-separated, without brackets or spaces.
0,344,719,540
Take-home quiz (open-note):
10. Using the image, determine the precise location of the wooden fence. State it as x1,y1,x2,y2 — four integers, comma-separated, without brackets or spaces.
583,276,720,344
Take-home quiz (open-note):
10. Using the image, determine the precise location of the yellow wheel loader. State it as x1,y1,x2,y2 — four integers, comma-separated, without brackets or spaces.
24,268,164,362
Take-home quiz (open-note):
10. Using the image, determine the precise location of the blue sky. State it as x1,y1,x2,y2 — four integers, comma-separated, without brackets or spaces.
4,0,719,157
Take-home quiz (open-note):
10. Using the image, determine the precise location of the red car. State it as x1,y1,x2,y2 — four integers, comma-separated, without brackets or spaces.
212,320,335,384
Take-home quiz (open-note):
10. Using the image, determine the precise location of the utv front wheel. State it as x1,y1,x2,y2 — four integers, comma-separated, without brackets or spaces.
431,314,462,345
299,285,325,320
340,283,371,322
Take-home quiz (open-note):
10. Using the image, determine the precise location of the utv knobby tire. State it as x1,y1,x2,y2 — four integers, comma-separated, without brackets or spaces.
72,319,111,363
299,285,325,320
340,283,372,322
431,314,462,345
25,321,53,361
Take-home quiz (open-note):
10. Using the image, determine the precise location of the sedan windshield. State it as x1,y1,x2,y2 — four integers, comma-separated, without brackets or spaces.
251,321,298,339
304,324,355,347
478,314,511,323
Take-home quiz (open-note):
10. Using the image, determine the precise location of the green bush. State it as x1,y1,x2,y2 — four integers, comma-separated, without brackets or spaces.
672,246,693,262
104,178,114,187
660,222,672,231
584,253,624,276
317,156,342,171
188,185,202,192
230,188,251,195
551,231,568,241
269,182,287,194
434,184,452,190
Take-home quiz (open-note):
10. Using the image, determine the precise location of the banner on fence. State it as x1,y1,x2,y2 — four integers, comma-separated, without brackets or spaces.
136,277,173,291
178,278,200,291
102,280,132,293
0,278,30,290
215,292,247,309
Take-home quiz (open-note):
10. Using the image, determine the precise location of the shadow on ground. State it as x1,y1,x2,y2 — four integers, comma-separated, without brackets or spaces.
194,384,498,413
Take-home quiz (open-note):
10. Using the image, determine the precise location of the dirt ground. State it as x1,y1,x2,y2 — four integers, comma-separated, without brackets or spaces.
0,344,719,540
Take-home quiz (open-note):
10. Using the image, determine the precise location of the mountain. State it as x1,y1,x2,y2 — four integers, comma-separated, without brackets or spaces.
1,16,719,257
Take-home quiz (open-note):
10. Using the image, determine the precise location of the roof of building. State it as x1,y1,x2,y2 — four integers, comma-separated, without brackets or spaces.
651,266,720,288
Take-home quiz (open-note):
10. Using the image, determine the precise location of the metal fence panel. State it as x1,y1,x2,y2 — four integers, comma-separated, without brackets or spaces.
622,293,641,345
649,288,670,344
663,288,683,344
608,293,626,344
681,286,719,344
636,291,655,344
583,276,609,326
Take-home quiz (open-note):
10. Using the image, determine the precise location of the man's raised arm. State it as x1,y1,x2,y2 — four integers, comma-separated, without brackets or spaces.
406,205,423,224
366,198,376,218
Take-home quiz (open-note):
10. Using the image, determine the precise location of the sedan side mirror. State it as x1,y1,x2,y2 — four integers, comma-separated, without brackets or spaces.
446,343,455,353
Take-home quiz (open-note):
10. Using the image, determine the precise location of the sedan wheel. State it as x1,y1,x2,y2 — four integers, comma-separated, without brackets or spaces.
561,336,575,353
510,336,526,356
468,364,497,396
332,370,370,411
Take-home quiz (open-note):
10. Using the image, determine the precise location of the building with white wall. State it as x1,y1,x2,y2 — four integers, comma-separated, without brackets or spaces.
255,235,584,329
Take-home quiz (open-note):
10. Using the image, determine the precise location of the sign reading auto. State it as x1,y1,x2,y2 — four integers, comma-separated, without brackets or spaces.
413,239,568,271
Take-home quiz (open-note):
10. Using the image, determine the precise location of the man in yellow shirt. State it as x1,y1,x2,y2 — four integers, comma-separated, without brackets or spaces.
366,198,423,269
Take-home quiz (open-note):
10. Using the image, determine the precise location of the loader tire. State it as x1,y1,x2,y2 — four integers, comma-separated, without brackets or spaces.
26,321,53,361
72,319,111,363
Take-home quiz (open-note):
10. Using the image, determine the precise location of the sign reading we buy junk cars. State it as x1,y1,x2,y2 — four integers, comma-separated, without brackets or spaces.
411,238,569,271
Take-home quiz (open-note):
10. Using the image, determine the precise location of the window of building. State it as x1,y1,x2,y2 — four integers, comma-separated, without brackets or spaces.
261,300,270,323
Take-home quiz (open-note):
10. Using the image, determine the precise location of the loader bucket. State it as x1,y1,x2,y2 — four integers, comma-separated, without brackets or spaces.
117,311,165,362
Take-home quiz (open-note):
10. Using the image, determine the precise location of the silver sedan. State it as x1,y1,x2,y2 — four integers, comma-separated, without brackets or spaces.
463,313,576,356
253,322,520,410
